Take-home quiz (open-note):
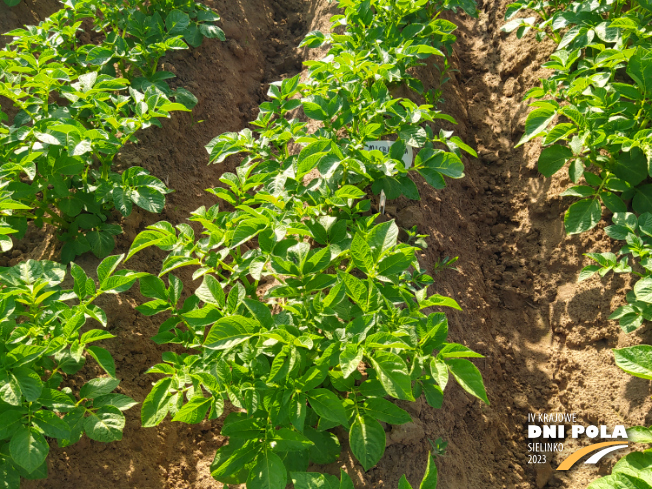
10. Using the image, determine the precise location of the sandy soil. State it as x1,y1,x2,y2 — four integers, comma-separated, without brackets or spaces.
2,0,652,488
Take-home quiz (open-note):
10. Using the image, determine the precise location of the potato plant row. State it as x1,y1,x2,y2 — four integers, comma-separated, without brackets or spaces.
504,0,652,485
0,0,224,262
126,0,487,487
0,0,223,487
0,257,145,486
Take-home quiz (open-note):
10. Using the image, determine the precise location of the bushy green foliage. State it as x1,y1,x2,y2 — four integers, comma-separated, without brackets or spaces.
0,1,225,485
0,256,143,488
129,1,485,488
507,0,652,235
0,0,223,262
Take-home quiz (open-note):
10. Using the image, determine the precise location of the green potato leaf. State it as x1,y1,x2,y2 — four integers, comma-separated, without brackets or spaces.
564,198,602,235
538,145,572,177
247,450,287,489
369,351,414,401
349,414,385,471
84,406,125,442
9,427,48,474
445,358,489,404
614,346,652,380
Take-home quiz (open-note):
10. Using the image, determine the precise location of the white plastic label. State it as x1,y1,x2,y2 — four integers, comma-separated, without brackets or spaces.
364,141,414,168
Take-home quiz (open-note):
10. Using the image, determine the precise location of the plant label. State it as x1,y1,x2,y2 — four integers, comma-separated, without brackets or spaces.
364,141,414,168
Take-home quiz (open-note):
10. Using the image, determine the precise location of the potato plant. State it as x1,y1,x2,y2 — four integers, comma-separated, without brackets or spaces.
0,256,143,488
128,1,486,488
507,0,652,235
0,0,224,262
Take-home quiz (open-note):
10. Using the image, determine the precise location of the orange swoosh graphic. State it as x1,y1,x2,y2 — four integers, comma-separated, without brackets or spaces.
557,442,628,470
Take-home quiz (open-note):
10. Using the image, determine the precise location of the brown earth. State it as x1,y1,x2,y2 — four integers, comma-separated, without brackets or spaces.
2,0,652,488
